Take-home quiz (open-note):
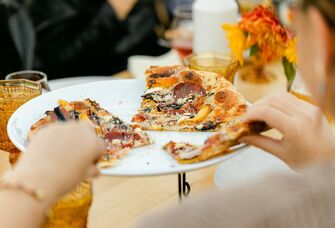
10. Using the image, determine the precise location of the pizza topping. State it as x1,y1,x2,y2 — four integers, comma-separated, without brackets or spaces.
134,128,143,133
180,70,203,84
44,111,57,122
178,147,202,159
143,89,174,104
157,102,183,112
214,90,240,110
142,107,152,113
71,101,88,112
214,91,228,103
146,66,179,78
151,125,163,131
53,107,70,121
153,93,174,103
112,139,122,145
147,77,180,89
104,131,142,147
178,104,212,125
207,91,215,97
172,82,206,99
144,87,163,94
195,121,217,131
149,71,175,79
163,141,200,160
132,114,147,122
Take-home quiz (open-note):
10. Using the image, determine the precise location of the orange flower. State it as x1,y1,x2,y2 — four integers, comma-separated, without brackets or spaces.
239,6,288,63
222,24,246,65
285,37,297,64
223,6,295,64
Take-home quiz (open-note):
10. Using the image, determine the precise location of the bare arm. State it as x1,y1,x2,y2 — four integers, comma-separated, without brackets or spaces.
0,123,103,228
0,171,59,228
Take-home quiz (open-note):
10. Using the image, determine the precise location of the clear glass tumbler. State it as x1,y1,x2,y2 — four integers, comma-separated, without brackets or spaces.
184,52,239,84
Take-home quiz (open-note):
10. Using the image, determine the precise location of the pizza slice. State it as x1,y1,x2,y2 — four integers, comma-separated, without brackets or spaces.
163,121,269,163
132,65,247,132
30,98,153,167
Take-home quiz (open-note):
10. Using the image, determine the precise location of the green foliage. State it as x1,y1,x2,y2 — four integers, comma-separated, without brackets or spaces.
282,57,296,91
249,45,260,57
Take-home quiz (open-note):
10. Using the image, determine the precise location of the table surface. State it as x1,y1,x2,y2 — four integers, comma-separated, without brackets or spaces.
0,67,290,228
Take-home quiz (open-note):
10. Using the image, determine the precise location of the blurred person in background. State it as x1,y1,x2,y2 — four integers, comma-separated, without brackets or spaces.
0,0,195,79
164,0,194,14
29,0,169,79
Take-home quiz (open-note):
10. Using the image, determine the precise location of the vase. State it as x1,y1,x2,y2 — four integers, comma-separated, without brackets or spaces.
238,58,277,84
234,60,287,102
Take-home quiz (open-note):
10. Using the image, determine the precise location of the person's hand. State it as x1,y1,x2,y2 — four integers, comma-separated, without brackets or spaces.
5,122,104,205
240,92,335,170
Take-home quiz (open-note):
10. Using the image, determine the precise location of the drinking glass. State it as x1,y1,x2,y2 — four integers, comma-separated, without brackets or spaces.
183,53,239,83
44,181,92,228
166,4,193,59
0,80,42,154
6,70,51,92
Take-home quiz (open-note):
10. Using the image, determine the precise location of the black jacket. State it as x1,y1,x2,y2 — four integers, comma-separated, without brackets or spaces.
30,0,168,79
0,0,168,79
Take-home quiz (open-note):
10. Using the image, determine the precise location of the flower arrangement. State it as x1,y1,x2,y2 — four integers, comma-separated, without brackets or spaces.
223,5,297,88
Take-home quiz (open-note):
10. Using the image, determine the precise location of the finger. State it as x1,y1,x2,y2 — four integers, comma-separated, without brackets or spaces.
239,135,285,160
92,140,105,166
281,92,322,115
253,93,304,117
86,166,100,178
95,138,105,155
78,121,98,135
86,136,105,161
243,106,292,133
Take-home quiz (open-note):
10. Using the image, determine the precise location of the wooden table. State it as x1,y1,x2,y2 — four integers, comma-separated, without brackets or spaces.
0,67,288,227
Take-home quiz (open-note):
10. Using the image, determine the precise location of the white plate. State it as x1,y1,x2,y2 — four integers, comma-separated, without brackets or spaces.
49,76,113,90
7,79,247,177
127,50,181,79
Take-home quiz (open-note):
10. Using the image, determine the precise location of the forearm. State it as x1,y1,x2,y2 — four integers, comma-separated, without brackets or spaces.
0,190,47,228
0,168,61,228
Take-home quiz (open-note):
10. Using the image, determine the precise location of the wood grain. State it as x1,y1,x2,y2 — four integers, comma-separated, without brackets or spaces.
88,166,217,228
